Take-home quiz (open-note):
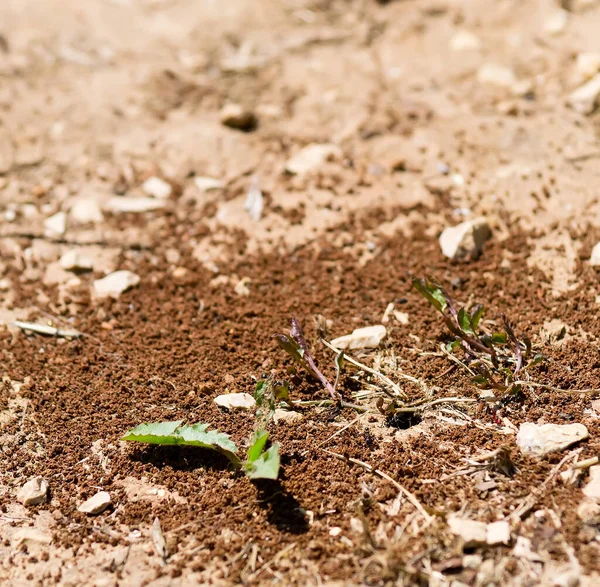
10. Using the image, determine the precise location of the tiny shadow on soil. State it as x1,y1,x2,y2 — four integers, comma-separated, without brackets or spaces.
129,446,310,534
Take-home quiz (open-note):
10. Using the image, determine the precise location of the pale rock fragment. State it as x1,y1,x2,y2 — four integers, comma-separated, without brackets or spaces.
70,198,104,224
577,499,600,522
513,536,543,562
93,270,140,299
450,31,481,51
567,73,600,114
439,218,491,260
142,176,172,199
447,515,487,547
285,144,342,175
331,325,386,350
106,197,166,213
486,521,511,545
194,176,224,192
477,63,516,88
544,10,569,35
13,528,52,547
17,477,48,506
60,250,93,271
516,422,589,457
583,465,600,500
574,52,600,84
214,392,256,411
234,277,251,296
590,241,600,266
78,491,111,515
44,211,67,237
273,409,303,424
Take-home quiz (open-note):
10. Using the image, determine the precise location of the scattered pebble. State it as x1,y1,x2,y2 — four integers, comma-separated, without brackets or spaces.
577,499,600,522
214,392,256,411
78,491,111,515
477,63,516,88
329,527,342,537
447,515,487,547
544,10,569,35
194,176,224,192
172,267,188,280
540,319,568,344
574,52,600,84
60,250,93,271
513,536,543,562
285,143,342,175
219,103,257,132
106,196,167,213
583,465,600,500
394,311,409,325
93,270,140,299
44,211,67,237
439,217,491,260
142,176,172,199
70,198,104,224
516,422,589,457
331,325,387,350
567,73,600,114
234,277,251,296
450,30,481,51
273,409,303,424
245,176,263,221
13,528,52,547
486,521,511,545
590,241,600,265
17,477,48,506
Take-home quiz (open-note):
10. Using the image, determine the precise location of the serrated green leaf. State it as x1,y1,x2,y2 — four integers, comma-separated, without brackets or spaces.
247,430,269,463
491,332,508,344
177,423,238,456
470,304,485,331
245,443,280,480
458,308,474,335
121,421,184,444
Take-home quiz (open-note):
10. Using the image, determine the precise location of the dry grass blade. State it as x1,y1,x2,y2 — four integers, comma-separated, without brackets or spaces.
152,517,168,563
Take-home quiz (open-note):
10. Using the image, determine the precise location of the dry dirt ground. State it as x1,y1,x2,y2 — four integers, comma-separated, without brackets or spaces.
3,0,600,585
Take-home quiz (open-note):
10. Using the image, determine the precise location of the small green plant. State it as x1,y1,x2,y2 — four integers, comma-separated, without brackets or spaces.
275,317,340,400
122,420,280,480
411,276,543,395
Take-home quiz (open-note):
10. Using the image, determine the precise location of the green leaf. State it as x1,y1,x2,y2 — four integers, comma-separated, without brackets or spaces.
254,380,267,404
472,375,490,387
121,421,184,444
411,277,447,313
470,304,485,331
445,339,461,353
274,381,289,401
274,334,304,363
491,332,508,344
245,443,280,480
458,308,474,335
177,423,238,456
247,430,269,463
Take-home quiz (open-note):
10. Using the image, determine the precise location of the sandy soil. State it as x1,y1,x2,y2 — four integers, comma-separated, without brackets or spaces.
2,0,600,585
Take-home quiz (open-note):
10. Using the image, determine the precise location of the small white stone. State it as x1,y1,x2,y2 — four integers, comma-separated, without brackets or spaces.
331,325,387,350
93,270,140,299
329,527,342,537
13,528,52,547
577,499,600,522
214,392,256,411
60,250,93,271
106,197,166,213
567,73,600,114
447,515,487,547
516,422,589,457
450,31,481,51
70,198,104,224
78,491,111,515
477,63,516,88
590,242,600,266
575,52,600,84
17,477,48,506
439,218,491,260
285,144,342,175
273,409,303,424
44,212,67,237
544,10,569,35
583,465,600,501
194,176,224,192
394,311,409,325
142,177,172,199
486,521,510,545
513,536,543,562
234,277,251,296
